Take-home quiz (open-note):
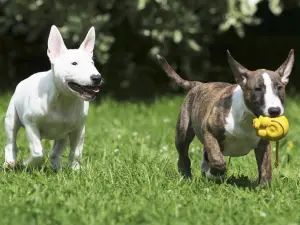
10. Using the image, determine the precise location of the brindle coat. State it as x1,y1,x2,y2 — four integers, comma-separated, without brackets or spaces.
156,50,294,185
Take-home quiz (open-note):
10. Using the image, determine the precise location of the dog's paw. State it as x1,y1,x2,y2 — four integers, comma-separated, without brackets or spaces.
179,170,192,179
202,168,226,182
257,177,272,187
50,157,61,173
3,161,23,170
51,164,61,173
71,161,82,171
23,156,45,168
178,167,192,178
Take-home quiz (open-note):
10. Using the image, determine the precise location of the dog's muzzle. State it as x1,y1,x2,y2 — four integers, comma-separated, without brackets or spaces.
68,81,102,101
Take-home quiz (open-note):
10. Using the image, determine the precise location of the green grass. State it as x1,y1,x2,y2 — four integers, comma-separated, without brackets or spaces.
0,94,300,225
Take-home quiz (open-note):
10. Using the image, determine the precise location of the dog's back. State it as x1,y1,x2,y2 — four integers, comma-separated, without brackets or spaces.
181,81,236,142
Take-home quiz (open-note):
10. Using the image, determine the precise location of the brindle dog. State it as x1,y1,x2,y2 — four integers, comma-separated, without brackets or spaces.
156,50,294,184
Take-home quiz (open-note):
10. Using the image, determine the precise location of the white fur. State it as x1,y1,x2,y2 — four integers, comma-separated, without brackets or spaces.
280,60,293,85
201,151,209,173
262,72,284,116
4,25,100,170
223,86,260,157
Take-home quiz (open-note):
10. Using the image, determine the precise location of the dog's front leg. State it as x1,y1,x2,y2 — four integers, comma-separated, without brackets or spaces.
3,98,21,168
23,124,45,167
254,140,272,185
68,126,85,170
203,131,226,180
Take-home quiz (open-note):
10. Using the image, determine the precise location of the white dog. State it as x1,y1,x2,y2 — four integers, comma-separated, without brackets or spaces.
3,25,102,171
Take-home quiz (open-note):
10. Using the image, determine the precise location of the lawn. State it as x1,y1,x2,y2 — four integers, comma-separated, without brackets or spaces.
0,94,300,225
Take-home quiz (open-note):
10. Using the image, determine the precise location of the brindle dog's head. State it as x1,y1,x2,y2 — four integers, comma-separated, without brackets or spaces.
227,50,294,117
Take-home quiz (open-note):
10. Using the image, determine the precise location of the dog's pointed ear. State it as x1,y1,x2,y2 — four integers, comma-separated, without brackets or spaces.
227,50,250,87
47,25,67,62
79,27,95,57
276,49,294,85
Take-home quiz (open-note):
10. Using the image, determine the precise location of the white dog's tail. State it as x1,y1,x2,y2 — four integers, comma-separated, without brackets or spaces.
156,55,201,90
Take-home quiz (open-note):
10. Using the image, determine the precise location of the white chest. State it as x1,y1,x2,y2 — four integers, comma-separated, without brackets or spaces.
34,101,88,140
223,124,260,157
38,111,83,140
222,86,260,157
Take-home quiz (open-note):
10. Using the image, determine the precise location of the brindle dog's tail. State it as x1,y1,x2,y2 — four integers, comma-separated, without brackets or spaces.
156,55,201,90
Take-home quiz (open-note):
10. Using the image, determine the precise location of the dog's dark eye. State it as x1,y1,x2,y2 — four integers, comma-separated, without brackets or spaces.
71,62,78,66
255,87,262,92
277,85,283,91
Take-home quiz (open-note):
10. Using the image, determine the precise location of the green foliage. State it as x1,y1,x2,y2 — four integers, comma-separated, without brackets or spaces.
0,95,300,224
220,0,262,37
219,0,285,37
0,0,287,94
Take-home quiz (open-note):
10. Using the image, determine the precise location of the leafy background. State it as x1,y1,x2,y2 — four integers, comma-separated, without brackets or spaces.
0,0,300,99
1,2,300,224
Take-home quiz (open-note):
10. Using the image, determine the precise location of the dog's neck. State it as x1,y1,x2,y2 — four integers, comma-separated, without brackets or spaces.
230,85,256,123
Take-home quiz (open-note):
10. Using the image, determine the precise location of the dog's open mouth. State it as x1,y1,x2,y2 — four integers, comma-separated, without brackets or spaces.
68,82,100,100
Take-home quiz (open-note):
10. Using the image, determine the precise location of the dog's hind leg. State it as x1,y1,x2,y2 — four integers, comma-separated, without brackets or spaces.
50,138,68,172
4,98,21,168
175,106,195,178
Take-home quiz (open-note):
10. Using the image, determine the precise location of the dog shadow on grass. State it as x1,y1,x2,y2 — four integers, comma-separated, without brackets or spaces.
223,175,258,189
165,170,259,190
2,164,74,175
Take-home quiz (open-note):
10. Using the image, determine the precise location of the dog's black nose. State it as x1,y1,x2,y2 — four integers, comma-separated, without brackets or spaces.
90,74,102,85
268,107,281,117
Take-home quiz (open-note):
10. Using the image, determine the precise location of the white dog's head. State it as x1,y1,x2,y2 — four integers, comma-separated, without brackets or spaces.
47,25,103,101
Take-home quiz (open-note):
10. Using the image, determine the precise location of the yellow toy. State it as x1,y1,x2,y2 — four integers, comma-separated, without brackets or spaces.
252,116,289,141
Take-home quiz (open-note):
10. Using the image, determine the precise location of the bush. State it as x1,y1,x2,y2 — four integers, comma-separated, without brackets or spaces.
0,0,290,99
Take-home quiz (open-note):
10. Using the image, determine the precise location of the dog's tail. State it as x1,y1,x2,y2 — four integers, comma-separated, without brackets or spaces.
156,54,201,90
